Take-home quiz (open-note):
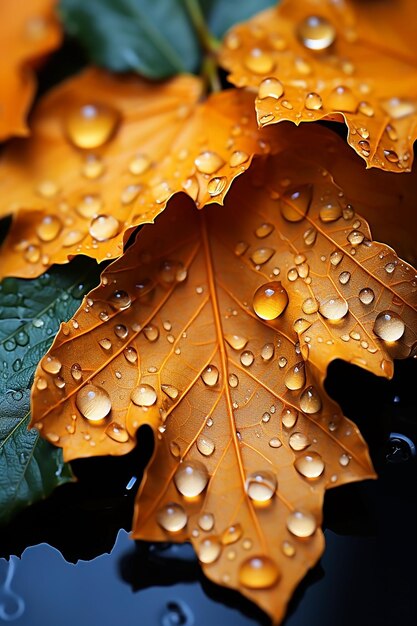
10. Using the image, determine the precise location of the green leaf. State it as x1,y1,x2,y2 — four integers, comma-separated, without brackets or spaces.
0,258,102,525
60,0,201,78
202,0,276,39
59,0,277,79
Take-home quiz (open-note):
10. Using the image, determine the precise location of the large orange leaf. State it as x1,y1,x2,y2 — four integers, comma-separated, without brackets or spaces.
0,0,61,140
219,0,417,172
0,68,284,279
30,143,417,620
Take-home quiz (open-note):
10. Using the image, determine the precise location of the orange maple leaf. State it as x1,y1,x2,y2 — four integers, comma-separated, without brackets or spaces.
0,67,286,279
0,0,61,140
30,126,417,622
219,0,417,172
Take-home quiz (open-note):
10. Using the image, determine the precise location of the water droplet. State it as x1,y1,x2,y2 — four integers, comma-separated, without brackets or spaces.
359,287,375,305
24,244,41,264
201,364,219,387
261,343,275,361
41,355,62,375
339,453,350,467
129,153,151,175
329,251,343,267
319,296,348,321
269,437,282,448
89,215,119,241
62,230,84,247
234,241,249,257
207,176,227,197
250,247,275,265
281,406,298,428
239,556,280,589
36,377,48,390
16,330,29,347
280,185,312,222
284,362,306,390
258,77,284,100
246,470,277,502
385,262,396,274
255,223,274,239
157,502,187,532
65,103,120,149
319,202,342,222
381,98,415,120
347,230,365,245
297,15,336,50
197,435,215,457
225,334,248,350
278,356,288,368
36,215,62,242
305,92,323,110
282,540,296,557
245,48,275,74
303,227,317,246
105,422,129,443
358,101,374,117
197,536,222,564
162,384,179,400
295,451,325,478
121,184,141,205
293,318,311,333
289,431,310,451
109,289,131,311
114,324,128,339
221,523,242,545
253,281,288,320
240,350,254,367
99,338,112,350
339,271,351,285
174,460,208,497
198,512,214,532
302,297,319,315
328,85,359,114
124,346,138,363
229,150,250,168
76,383,112,421
194,151,224,175
373,311,405,341
286,510,317,537
131,384,157,407
228,373,239,387
82,154,104,179
170,441,181,458
300,386,322,414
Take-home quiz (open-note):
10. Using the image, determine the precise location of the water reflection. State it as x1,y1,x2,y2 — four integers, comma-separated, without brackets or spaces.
0,559,25,622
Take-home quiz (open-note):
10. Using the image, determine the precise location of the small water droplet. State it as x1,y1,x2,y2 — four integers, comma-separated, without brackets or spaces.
289,431,310,451
131,384,157,407
157,502,187,532
253,281,288,320
319,201,342,223
258,77,284,100
300,386,322,414
161,384,179,400
297,15,336,51
339,271,351,285
105,422,129,443
286,510,317,537
230,150,250,167
198,512,215,532
245,48,275,74
194,151,224,175
228,373,239,387
250,247,275,265
269,437,282,448
225,334,248,350
280,185,312,222
328,86,358,113
261,343,274,361
197,536,222,563
319,296,348,321
284,362,306,391
295,451,325,478
359,288,375,305
41,355,62,375
304,92,323,110
201,364,219,387
240,350,254,367
196,435,215,457
302,297,319,315
65,103,120,149
281,406,298,428
89,215,119,241
36,215,62,242
124,346,138,363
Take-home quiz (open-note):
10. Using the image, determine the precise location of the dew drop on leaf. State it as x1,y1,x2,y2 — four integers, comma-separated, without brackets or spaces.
286,510,317,537
239,556,280,589
253,281,288,320
294,452,325,478
373,310,405,341
246,470,277,502
197,536,222,563
76,383,112,421
297,15,336,51
65,103,120,149
156,502,187,532
174,460,209,497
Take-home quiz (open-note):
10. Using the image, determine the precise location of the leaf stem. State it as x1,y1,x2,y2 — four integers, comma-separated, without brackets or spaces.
202,55,221,93
183,0,220,55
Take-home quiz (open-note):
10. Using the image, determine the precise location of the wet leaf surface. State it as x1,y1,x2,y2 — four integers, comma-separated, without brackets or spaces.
0,68,282,279
219,0,417,172
0,0,61,140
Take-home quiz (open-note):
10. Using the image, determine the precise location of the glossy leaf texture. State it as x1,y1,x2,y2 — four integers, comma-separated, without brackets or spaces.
0,67,283,280
219,0,417,172
0,0,61,141
30,131,417,619
0,258,101,524
59,0,276,79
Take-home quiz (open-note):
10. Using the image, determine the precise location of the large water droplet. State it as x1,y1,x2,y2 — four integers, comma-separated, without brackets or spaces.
280,185,312,222
197,536,222,564
246,470,277,502
105,422,129,443
41,355,62,374
109,289,131,310
289,431,310,451
286,510,317,537
157,502,187,532
89,215,119,241
250,247,275,265
65,103,120,149
253,281,288,320
76,383,112,421
131,384,157,406
258,77,284,100
36,215,62,242
225,334,248,350
305,92,323,110
319,296,348,321
294,451,325,478
297,15,336,51
174,460,209,497
373,311,405,341
244,48,275,74
239,556,280,589
194,151,224,175
328,86,358,113
201,364,219,387
300,386,322,414
284,362,306,390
